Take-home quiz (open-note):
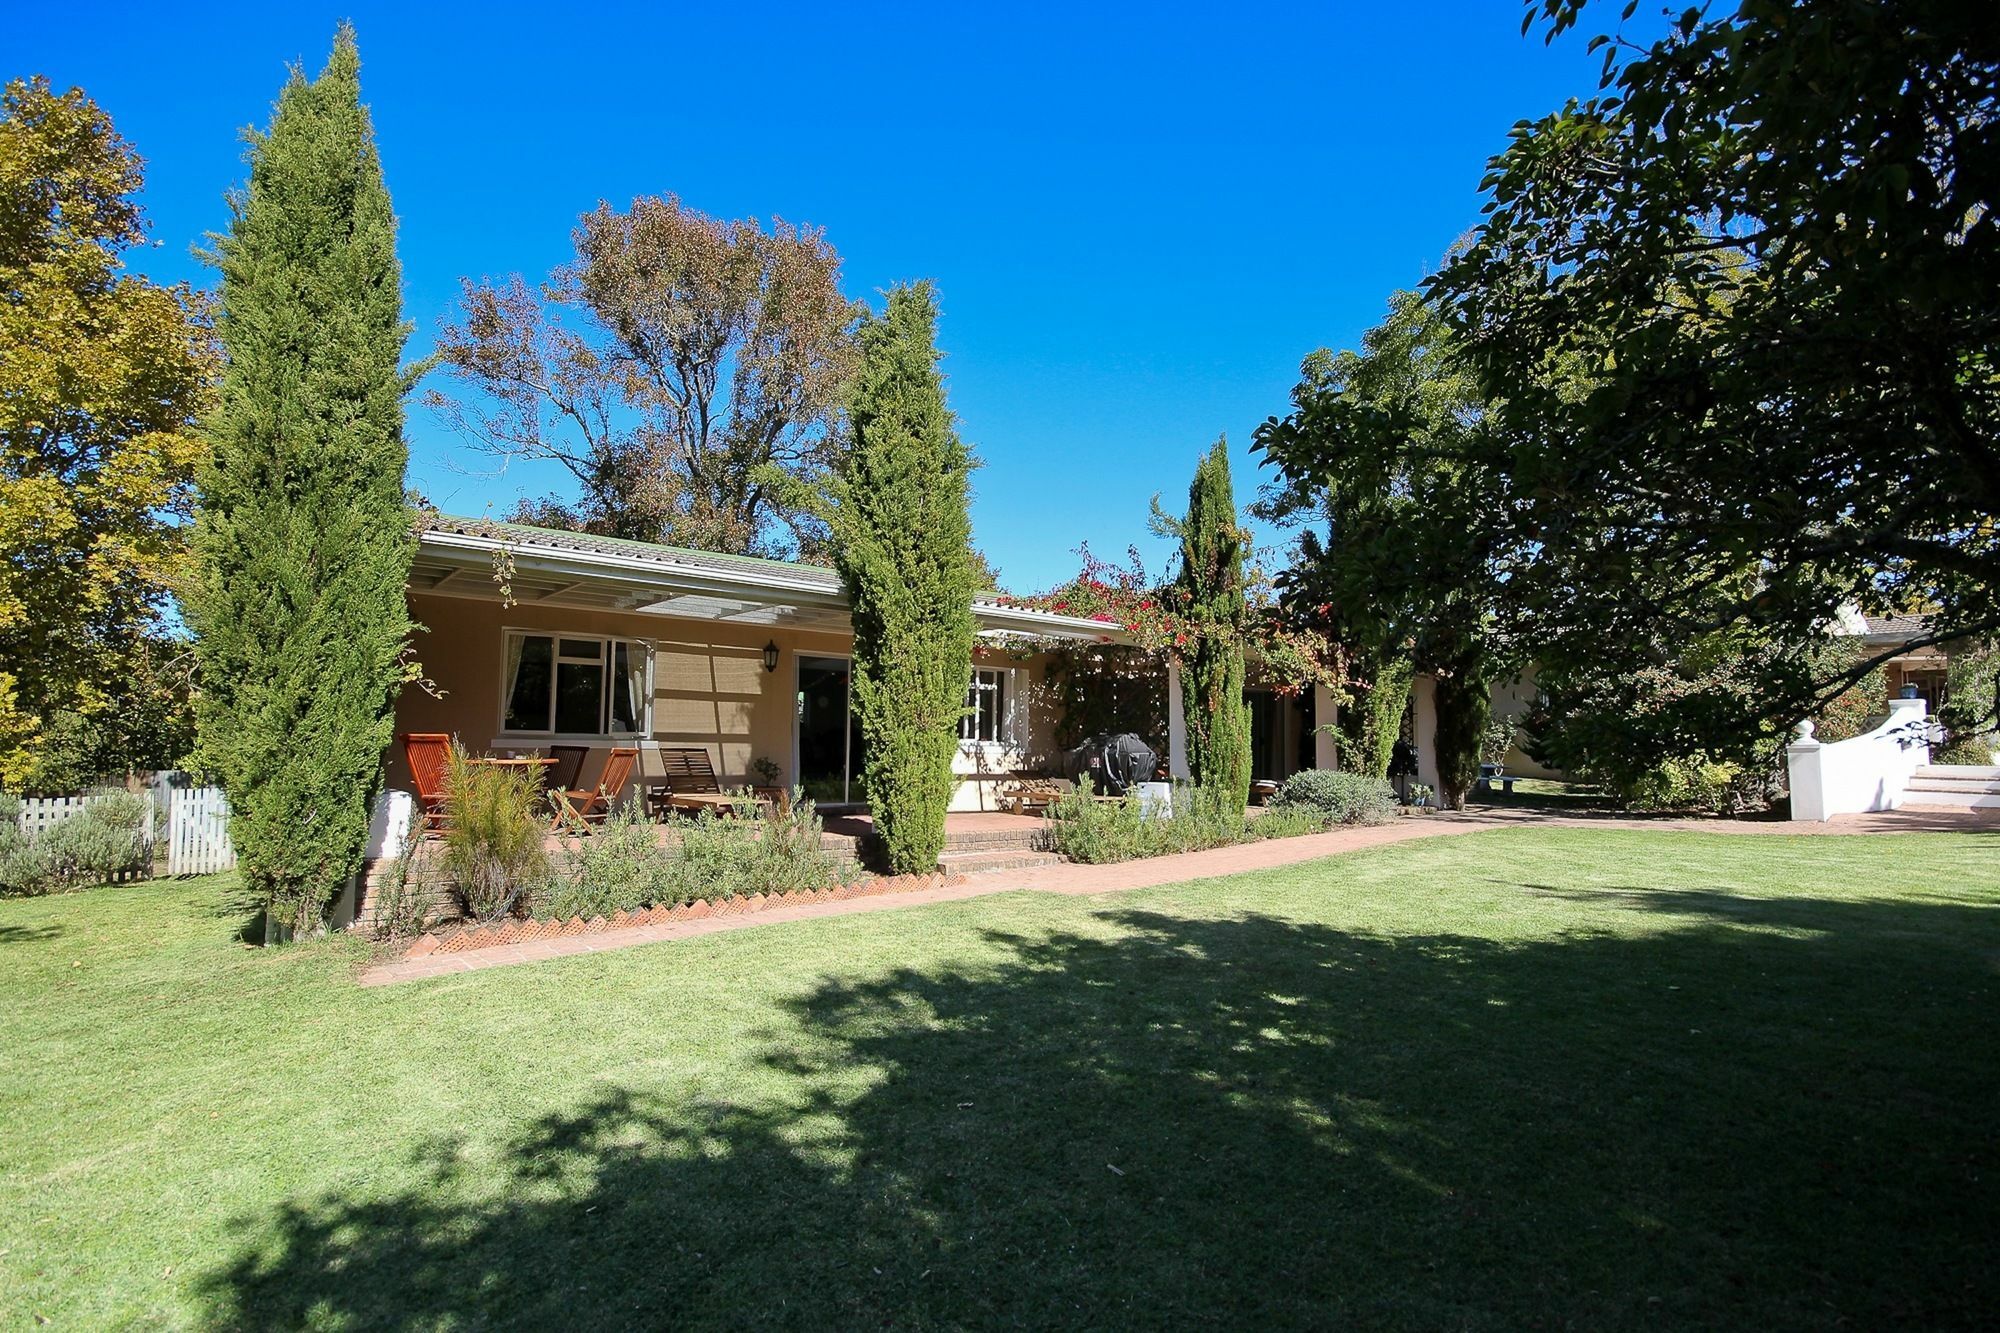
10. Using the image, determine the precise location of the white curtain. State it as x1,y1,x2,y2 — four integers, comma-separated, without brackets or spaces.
612,640,649,734
503,634,527,712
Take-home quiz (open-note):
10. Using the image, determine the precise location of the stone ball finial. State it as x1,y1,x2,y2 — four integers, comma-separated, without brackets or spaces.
1793,719,1816,742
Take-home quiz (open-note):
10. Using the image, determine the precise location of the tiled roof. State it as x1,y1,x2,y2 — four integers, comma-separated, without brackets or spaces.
1861,612,1933,640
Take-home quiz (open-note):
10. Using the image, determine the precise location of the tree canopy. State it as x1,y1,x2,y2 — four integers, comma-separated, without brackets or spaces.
431,195,859,560
1433,0,1999,726
0,77,215,787
1254,289,1513,807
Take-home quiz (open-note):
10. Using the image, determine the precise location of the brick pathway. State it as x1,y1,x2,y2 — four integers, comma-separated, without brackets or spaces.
355,805,1994,987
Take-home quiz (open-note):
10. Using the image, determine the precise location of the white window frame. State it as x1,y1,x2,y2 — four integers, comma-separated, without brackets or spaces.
958,667,1018,746
496,629,654,740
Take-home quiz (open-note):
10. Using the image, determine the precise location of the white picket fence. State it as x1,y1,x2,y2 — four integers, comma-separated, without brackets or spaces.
15,794,119,842
10,784,236,876
164,786,235,875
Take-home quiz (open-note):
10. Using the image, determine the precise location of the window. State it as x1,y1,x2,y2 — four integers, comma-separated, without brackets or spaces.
502,632,651,736
960,668,1007,743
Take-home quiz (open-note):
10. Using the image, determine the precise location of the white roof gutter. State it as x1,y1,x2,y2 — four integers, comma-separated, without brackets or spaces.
418,529,1138,644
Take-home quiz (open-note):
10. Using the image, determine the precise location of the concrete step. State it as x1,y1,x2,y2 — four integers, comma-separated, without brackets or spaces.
939,848,1061,875
1901,786,2000,809
1915,764,2000,781
1906,773,2000,794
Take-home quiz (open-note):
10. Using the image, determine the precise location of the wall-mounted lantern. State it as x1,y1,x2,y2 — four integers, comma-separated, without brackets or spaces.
763,641,780,673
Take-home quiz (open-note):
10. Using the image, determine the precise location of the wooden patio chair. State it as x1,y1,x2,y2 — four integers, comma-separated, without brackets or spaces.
544,745,590,799
402,733,453,836
553,745,639,830
646,746,762,818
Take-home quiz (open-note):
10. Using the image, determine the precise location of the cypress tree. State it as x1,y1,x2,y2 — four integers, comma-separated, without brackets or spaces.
1177,437,1252,803
833,283,975,875
188,25,415,940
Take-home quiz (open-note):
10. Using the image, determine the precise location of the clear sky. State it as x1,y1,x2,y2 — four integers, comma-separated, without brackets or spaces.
7,1,1652,592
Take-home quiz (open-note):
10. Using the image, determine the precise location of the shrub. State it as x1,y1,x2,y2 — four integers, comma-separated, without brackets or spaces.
540,804,673,921
1620,755,1741,813
1043,782,1253,864
535,798,851,921
1815,663,1887,743
0,790,152,895
0,793,45,896
1270,769,1398,825
1250,804,1335,840
440,746,548,919
368,855,435,942
1938,642,1997,759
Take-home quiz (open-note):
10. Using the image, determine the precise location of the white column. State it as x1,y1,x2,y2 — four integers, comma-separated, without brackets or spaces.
1411,675,1441,793
1785,721,1828,822
1312,682,1340,771
1166,657,1189,779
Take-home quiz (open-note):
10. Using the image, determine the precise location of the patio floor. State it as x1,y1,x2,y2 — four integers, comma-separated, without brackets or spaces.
822,810,1048,852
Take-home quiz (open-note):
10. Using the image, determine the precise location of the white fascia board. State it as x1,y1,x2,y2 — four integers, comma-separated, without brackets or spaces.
419,529,1139,642
418,529,850,610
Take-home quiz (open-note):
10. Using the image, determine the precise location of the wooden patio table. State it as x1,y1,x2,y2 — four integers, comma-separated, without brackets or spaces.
644,786,770,819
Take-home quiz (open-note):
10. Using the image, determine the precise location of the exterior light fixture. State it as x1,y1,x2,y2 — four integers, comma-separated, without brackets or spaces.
763,641,780,673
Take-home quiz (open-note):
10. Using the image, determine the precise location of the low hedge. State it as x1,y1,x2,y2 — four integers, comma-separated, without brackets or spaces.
1269,770,1399,825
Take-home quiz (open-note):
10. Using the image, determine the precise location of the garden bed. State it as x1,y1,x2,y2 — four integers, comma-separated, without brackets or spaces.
403,870,967,957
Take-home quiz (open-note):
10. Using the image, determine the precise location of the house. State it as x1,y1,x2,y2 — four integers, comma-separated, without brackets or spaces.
1837,610,1953,709
384,516,1331,814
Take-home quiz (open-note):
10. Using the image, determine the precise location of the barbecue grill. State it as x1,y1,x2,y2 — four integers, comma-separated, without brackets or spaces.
1063,733,1160,798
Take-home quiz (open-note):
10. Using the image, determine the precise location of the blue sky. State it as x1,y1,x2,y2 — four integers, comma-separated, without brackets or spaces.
8,1,1650,592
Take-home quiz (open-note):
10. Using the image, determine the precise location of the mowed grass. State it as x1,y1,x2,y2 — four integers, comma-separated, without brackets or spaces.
2,828,1996,1329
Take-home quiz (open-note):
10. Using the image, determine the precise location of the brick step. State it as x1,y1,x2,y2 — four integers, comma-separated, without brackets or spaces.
938,849,1063,874
940,831,1046,852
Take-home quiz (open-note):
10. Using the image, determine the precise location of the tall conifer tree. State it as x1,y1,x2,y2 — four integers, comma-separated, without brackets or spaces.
188,26,415,939
832,283,975,874
1177,438,1251,803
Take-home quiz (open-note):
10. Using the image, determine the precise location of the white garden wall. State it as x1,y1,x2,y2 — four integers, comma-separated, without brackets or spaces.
1786,697,1932,821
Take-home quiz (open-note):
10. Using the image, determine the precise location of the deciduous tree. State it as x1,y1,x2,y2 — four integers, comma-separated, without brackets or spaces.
1435,0,2000,729
0,77,214,787
1255,292,1513,809
432,195,858,559
188,27,416,939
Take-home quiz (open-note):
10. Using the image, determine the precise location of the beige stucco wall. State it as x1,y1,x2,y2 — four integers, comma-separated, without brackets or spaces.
1488,665,1563,780
392,593,852,797
390,592,1071,812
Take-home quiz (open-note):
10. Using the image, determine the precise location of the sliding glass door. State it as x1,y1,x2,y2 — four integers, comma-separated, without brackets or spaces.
796,655,864,805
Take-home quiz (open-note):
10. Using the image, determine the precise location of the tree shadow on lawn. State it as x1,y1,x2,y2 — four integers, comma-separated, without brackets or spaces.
200,895,1999,1329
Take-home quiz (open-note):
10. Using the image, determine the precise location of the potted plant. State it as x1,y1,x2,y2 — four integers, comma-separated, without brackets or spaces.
749,756,788,812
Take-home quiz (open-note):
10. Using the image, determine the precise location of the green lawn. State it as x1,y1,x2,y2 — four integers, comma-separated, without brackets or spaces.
3,829,1996,1329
